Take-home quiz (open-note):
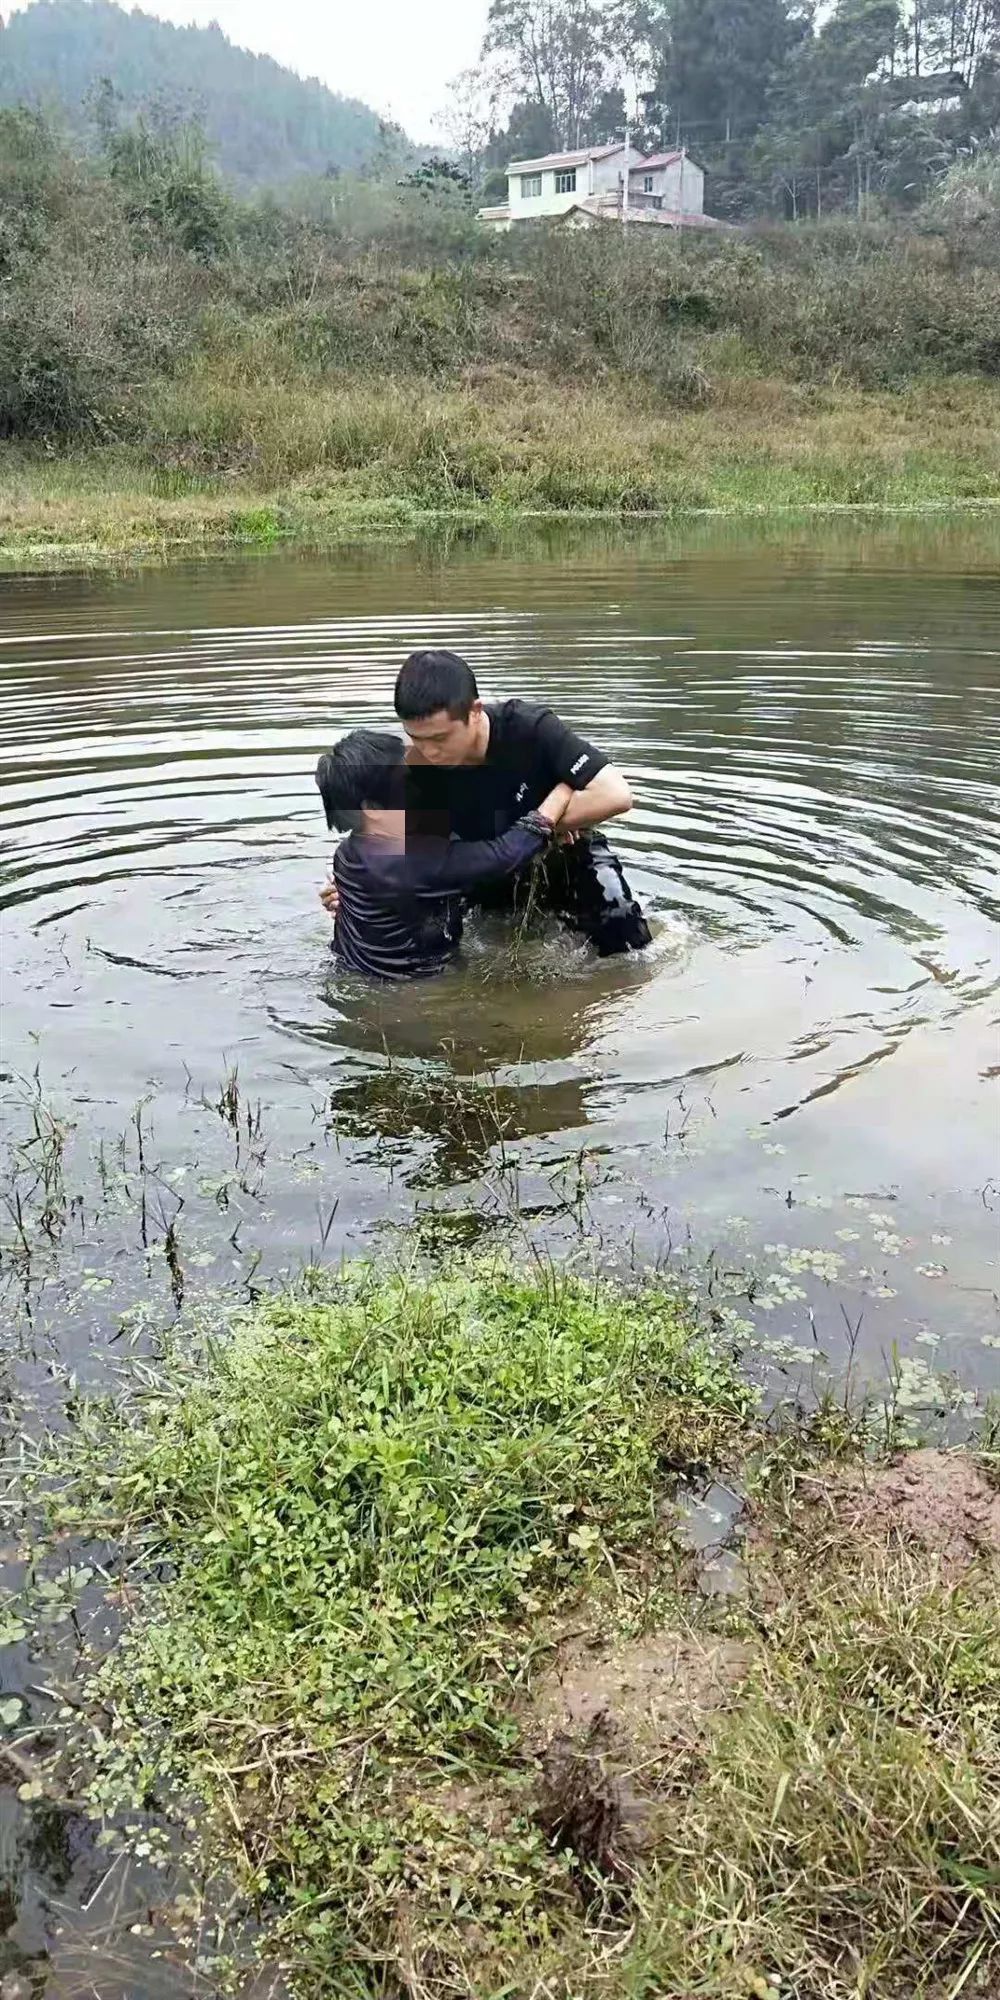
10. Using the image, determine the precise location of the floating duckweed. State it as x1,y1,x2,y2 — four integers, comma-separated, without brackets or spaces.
873,1232,903,1255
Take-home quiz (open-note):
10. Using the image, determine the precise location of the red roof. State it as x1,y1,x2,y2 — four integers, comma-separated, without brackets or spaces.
637,151,685,170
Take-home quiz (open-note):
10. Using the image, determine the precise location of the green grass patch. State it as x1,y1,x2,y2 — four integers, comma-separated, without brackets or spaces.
229,503,285,544
51,1265,747,1990
26,1267,1000,1997
3,367,1000,567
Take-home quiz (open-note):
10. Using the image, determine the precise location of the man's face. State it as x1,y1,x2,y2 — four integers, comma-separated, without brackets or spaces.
402,703,482,767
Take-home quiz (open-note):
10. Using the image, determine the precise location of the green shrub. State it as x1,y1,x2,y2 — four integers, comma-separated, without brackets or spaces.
106,115,231,262
0,107,76,275
0,291,119,440
57,1266,746,1986
3,109,1000,461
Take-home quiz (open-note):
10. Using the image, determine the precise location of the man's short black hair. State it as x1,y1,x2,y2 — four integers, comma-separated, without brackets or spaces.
395,650,479,722
316,729,406,832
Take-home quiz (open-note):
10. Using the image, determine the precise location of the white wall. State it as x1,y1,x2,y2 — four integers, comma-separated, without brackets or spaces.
667,157,704,214
508,170,575,218
507,164,592,218
590,145,639,197
632,157,705,216
503,146,703,222
507,148,643,218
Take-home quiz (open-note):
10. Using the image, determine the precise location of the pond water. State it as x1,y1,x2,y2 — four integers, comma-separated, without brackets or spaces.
2,513,1000,1994
2,515,999,1397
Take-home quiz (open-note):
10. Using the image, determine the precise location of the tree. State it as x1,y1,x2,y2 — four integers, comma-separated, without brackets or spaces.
397,156,473,201
746,0,909,217
437,68,493,186
902,0,1000,80
641,0,812,149
482,97,559,171
482,0,614,148
104,108,231,258
817,0,902,90
806,0,904,215
0,106,69,274
585,81,629,142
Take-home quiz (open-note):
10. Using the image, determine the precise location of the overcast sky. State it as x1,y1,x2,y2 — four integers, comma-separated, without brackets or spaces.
11,0,493,138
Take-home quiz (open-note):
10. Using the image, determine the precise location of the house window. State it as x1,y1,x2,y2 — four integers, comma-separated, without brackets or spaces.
521,174,542,198
643,175,655,194
555,169,577,194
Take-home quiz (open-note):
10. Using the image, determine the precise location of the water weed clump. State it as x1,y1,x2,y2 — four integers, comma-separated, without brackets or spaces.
45,1264,748,1988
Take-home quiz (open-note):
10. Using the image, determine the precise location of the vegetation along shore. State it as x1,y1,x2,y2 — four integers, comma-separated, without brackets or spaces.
4,94,1000,564
4,1,1000,1991
9,1263,1000,1997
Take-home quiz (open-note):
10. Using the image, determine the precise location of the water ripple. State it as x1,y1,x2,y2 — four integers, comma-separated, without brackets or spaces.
1,534,998,1378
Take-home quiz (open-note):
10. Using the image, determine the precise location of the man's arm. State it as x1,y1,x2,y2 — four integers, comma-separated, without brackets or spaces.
557,764,633,837
321,816,553,917
407,819,548,897
317,784,574,918
529,709,633,837
411,783,571,895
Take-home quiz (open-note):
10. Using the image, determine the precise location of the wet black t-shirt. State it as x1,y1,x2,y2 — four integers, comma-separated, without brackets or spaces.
409,700,609,842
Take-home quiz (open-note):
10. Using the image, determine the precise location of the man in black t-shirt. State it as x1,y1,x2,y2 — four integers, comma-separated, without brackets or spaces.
393,650,651,957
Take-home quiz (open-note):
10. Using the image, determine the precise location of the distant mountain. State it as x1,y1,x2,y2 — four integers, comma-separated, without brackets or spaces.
0,0,410,185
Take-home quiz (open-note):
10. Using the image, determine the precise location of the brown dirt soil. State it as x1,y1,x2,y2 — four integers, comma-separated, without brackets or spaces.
526,1630,751,1757
525,1629,750,1879
834,1447,1000,1577
534,1725,651,1881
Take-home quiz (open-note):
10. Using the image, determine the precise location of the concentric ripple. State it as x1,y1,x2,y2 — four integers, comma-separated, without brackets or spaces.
1,527,998,1371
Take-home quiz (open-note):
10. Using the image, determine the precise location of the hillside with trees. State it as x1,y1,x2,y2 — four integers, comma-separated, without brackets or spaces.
0,0,409,188
1,0,999,554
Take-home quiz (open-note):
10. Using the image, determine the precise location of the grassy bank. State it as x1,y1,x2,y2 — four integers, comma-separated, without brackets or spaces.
3,368,1000,564
20,1265,1000,1998
5,109,1000,565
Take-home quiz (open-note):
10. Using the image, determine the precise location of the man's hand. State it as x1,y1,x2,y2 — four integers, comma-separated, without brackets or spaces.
320,879,339,918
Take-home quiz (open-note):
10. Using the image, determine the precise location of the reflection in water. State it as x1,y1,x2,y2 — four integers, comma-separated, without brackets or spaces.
315,916,660,1054
299,926,665,1182
326,1065,590,1189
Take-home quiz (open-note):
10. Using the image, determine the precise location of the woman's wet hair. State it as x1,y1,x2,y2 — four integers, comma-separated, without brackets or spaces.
315,730,406,832
395,650,479,721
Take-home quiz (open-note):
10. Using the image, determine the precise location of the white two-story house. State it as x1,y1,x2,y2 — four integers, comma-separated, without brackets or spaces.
478,142,717,232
